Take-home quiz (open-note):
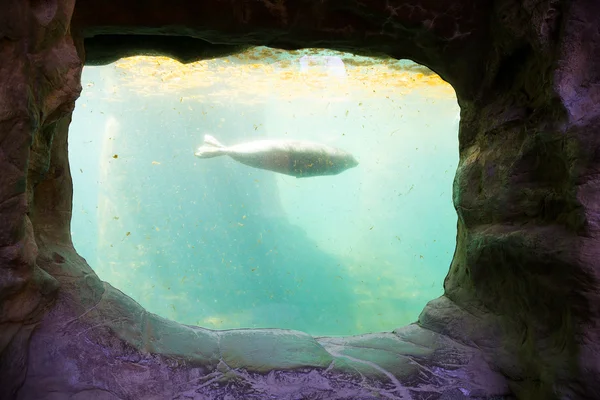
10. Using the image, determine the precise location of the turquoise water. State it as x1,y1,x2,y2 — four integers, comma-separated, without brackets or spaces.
69,48,459,336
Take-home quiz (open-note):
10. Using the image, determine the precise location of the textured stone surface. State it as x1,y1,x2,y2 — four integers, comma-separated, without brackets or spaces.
1,0,600,399
71,0,492,100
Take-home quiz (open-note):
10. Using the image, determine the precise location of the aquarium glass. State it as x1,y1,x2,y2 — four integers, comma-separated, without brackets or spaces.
69,47,460,336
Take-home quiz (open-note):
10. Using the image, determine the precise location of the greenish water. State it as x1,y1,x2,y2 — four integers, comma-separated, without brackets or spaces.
69,48,459,336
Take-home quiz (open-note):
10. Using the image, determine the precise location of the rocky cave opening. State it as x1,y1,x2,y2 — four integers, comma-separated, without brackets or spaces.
68,48,460,336
2,1,600,399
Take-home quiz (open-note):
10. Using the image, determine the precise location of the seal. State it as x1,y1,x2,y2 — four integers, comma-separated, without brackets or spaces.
194,134,359,178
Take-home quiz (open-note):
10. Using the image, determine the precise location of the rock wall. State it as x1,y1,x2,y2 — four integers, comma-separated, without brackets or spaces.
0,0,82,394
441,1,600,398
0,0,599,399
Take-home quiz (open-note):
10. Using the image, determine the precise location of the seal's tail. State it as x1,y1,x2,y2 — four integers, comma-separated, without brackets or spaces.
194,134,228,158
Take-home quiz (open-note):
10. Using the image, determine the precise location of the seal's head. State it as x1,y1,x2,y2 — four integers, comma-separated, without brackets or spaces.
293,150,359,178
346,154,359,169
325,152,359,176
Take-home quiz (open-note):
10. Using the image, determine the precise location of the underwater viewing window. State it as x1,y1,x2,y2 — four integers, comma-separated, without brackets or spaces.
69,47,460,336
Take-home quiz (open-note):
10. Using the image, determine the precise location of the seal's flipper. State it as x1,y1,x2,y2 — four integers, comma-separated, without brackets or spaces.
204,134,226,148
194,134,228,158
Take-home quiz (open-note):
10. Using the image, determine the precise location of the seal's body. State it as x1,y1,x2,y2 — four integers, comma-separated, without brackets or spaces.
194,135,359,178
